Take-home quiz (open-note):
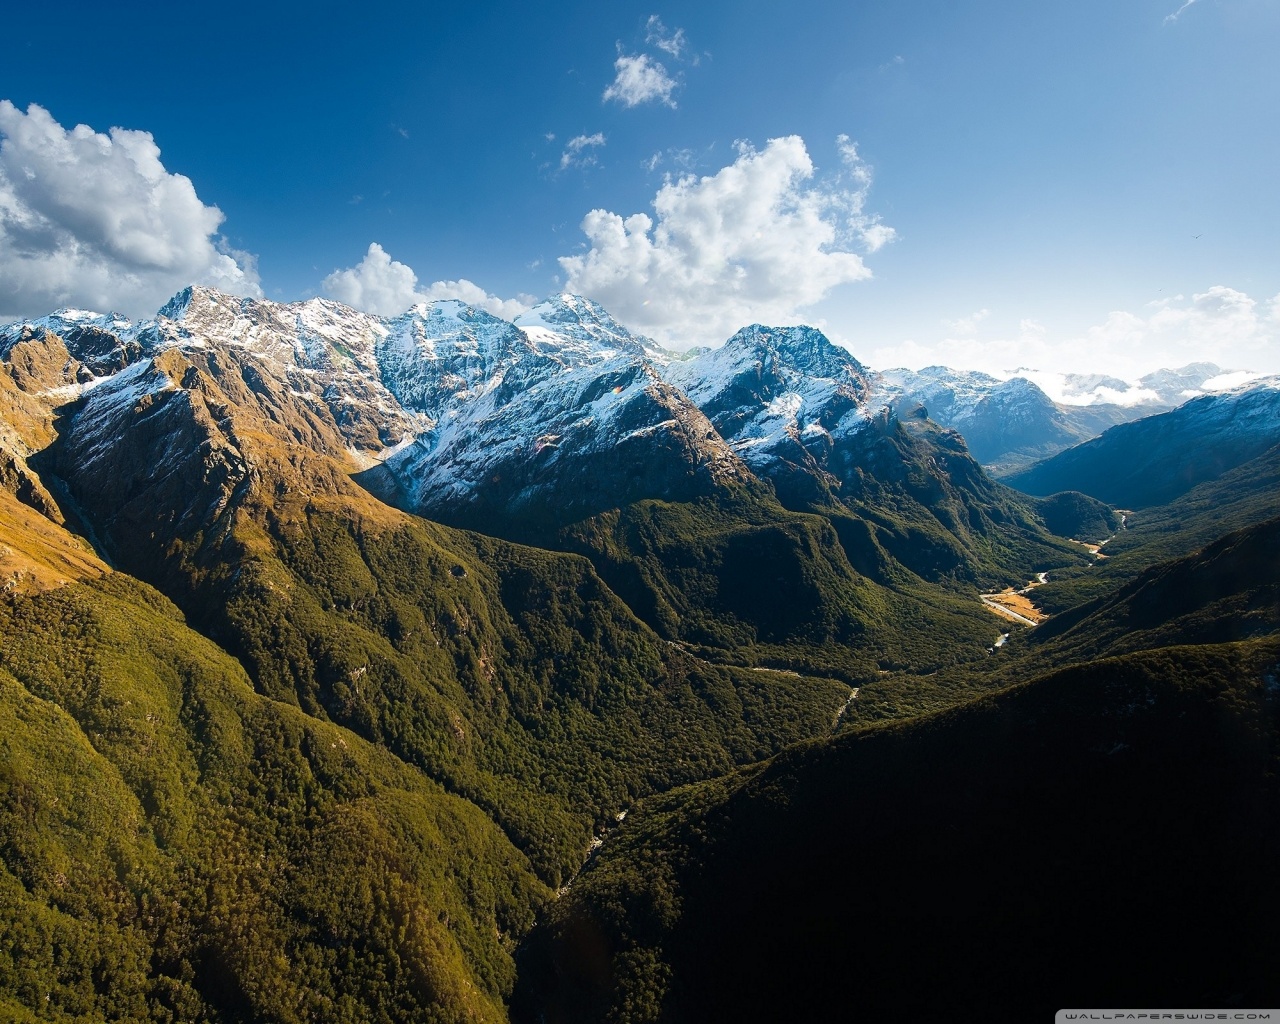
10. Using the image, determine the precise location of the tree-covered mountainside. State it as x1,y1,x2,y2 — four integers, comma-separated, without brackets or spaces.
2,291,1276,1022
516,638,1280,1024
30,339,862,888
840,491,1280,725
1026,488,1120,542
0,569,548,1023
1025,442,1280,618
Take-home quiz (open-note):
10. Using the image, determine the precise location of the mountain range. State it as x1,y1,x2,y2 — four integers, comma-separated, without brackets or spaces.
1004,376,1280,507
1,286,1276,1023
874,360,1247,472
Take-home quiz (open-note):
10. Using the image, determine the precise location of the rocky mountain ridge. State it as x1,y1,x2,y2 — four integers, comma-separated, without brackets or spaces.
3,288,1251,516
8,284,1256,591
873,361,1246,471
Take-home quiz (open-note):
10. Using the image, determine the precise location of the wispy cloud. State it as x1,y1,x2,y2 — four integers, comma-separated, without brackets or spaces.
943,309,990,336
645,15,690,61
834,135,898,253
1164,0,1198,24
643,147,697,174
603,53,678,108
560,132,606,170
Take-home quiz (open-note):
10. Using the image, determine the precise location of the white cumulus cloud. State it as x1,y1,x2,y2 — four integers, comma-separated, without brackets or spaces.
559,135,893,346
603,53,678,108
323,242,531,320
0,101,260,321
560,132,606,170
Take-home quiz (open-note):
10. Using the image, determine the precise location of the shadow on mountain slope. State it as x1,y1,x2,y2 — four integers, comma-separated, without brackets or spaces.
515,638,1280,1023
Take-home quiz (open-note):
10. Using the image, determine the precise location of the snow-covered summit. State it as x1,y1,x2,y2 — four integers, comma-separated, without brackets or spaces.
513,293,661,365
728,324,869,381
377,300,538,416
154,286,387,371
12,283,1271,541
666,324,870,422
0,308,137,360
663,324,877,492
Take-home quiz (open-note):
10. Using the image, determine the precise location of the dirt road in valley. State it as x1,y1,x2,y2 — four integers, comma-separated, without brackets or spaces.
981,571,1050,627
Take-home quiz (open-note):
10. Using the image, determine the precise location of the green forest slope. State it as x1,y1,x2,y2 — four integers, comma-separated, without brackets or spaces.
517,638,1280,1023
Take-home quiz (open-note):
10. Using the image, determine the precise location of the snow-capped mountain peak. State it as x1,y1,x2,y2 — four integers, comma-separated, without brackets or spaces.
0,307,137,361
376,300,534,416
513,293,658,365
666,323,870,414
722,323,868,381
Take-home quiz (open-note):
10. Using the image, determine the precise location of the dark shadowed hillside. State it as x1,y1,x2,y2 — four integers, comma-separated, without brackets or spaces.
516,639,1280,1023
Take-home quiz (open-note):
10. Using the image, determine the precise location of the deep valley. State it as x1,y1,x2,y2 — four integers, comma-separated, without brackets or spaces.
1,290,1276,1023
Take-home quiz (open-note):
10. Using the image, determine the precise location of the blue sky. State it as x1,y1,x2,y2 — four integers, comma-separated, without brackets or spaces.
1,0,1277,378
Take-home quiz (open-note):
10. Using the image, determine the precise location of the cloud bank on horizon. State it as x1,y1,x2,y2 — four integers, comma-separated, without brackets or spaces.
0,102,260,320
869,286,1280,383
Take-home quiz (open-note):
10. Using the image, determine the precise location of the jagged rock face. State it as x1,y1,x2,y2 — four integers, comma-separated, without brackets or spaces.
377,300,539,417
663,329,1063,582
42,326,415,589
333,293,747,538
153,286,427,454
0,288,754,546
665,325,873,505
370,350,751,539
49,351,253,574
0,325,119,521
0,288,1086,577
1,331,85,396
0,309,141,378
660,323,1024,538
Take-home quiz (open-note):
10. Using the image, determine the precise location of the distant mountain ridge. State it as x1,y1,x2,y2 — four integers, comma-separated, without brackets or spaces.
872,361,1242,471
2,290,1248,503
1004,377,1280,508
